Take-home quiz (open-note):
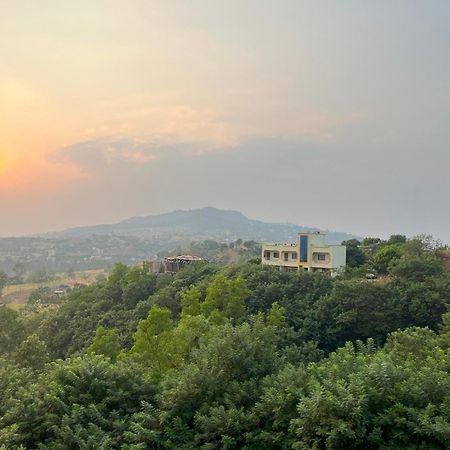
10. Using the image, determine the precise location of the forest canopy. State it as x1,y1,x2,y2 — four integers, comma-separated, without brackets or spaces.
0,235,449,449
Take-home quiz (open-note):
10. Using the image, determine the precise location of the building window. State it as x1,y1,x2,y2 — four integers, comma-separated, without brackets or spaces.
283,252,289,261
263,250,270,260
317,253,326,261
273,251,279,259
291,252,297,260
300,236,308,262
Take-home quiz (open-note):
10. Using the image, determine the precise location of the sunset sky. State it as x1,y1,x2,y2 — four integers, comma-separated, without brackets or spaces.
1,1,449,242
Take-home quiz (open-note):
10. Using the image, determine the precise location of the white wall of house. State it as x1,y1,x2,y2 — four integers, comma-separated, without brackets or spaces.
330,245,347,271
262,243,298,268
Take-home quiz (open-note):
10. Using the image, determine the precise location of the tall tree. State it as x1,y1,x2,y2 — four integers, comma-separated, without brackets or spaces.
341,240,367,268
130,306,174,371
0,305,25,355
14,334,49,371
87,327,121,362
201,274,249,323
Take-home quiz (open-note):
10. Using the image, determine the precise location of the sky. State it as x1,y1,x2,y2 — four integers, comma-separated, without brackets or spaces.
1,0,449,242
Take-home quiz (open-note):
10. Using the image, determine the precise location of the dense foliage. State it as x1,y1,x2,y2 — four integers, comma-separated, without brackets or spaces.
0,236,449,449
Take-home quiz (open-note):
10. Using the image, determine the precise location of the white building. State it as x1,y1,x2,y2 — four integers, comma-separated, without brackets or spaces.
262,232,346,276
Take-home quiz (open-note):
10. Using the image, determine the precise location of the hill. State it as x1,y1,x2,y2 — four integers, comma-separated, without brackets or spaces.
47,207,358,244
0,208,358,275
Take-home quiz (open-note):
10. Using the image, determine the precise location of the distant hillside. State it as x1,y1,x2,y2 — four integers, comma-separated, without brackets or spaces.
0,208,359,275
0,235,163,275
47,207,358,244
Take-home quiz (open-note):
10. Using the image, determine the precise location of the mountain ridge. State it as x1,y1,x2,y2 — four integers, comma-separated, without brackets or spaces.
43,207,359,244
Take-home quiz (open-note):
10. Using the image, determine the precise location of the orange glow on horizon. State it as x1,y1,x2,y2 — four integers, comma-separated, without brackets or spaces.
0,151,13,176
0,145,85,193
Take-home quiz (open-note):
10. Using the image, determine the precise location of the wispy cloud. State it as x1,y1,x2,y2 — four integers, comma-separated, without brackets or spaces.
75,99,242,150
54,137,159,171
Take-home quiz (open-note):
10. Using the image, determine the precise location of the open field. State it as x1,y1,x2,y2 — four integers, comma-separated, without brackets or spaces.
1,269,105,305
4,303,26,311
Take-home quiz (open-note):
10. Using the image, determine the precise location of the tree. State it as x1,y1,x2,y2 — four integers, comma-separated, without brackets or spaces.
159,321,280,448
0,357,33,428
28,267,52,284
121,262,157,308
130,308,211,372
13,334,49,371
28,286,53,305
342,239,361,247
180,285,201,318
387,234,407,245
251,329,450,450
371,244,403,274
342,240,367,268
390,255,445,282
201,274,249,323
129,306,174,371
163,314,211,369
148,285,182,317
0,257,449,449
361,237,382,246
105,262,129,303
0,355,158,449
87,327,121,362
413,234,446,252
0,305,25,355
314,280,405,349
0,271,8,297
266,301,286,327
12,263,26,284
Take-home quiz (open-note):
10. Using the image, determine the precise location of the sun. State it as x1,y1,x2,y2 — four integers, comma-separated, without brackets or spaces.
0,151,13,176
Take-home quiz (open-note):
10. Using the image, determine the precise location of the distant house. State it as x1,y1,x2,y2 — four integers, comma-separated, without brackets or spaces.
262,232,346,276
53,284,71,295
163,255,204,274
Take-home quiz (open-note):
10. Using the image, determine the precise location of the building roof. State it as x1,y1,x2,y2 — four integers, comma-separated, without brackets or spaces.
164,255,204,262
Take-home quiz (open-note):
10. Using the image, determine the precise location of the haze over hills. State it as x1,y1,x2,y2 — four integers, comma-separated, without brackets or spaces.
0,208,358,275
45,207,358,244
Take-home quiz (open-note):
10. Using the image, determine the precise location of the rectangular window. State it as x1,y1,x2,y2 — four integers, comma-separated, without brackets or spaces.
317,253,326,261
273,251,279,259
291,252,297,260
300,236,308,262
263,250,270,260
284,252,289,261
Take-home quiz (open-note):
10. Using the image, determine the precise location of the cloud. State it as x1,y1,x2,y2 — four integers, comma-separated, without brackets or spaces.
55,133,450,241
70,93,366,155
2,131,449,243
54,137,162,172
75,99,242,150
